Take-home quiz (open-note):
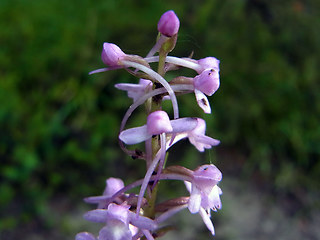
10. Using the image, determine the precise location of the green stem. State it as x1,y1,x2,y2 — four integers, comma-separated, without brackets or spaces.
144,48,169,218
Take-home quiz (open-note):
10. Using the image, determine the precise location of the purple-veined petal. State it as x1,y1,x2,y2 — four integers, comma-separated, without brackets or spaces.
119,125,151,145
195,89,211,114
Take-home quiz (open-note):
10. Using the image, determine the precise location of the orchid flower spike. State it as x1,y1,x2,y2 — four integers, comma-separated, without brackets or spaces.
157,10,180,37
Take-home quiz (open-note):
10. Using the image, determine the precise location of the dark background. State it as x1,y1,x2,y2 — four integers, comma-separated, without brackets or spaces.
0,0,319,239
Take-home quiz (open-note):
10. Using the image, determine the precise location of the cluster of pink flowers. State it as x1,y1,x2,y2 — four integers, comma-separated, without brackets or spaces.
76,10,222,240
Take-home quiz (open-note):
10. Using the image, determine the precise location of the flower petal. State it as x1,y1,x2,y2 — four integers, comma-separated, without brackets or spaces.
170,117,198,133
195,89,211,114
188,185,202,214
103,178,125,197
199,208,215,236
84,209,108,223
208,185,222,210
128,213,158,230
119,125,151,145
189,135,220,152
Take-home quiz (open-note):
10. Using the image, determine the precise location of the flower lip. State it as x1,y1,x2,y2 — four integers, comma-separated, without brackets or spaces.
101,42,126,66
157,10,180,37
193,69,220,96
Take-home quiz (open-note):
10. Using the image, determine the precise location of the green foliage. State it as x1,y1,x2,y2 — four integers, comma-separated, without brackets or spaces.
0,0,319,238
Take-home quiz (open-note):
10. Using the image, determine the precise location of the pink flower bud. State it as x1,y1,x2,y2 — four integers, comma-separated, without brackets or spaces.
147,110,173,135
193,69,220,96
197,57,220,73
101,43,126,66
157,10,180,37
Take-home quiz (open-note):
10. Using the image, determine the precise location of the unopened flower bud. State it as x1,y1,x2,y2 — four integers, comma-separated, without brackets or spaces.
197,57,220,73
101,43,126,66
193,69,220,96
147,110,173,135
157,10,180,37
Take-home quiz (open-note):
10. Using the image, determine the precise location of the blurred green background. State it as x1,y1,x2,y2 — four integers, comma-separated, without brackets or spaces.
0,0,319,239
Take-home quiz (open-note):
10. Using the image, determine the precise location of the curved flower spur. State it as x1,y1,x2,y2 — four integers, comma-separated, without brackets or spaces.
78,10,223,239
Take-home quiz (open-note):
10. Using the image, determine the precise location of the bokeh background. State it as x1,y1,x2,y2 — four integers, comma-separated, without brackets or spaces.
1,0,319,239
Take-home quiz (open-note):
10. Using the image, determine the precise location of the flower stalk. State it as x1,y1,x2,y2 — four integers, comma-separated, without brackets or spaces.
77,10,223,240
